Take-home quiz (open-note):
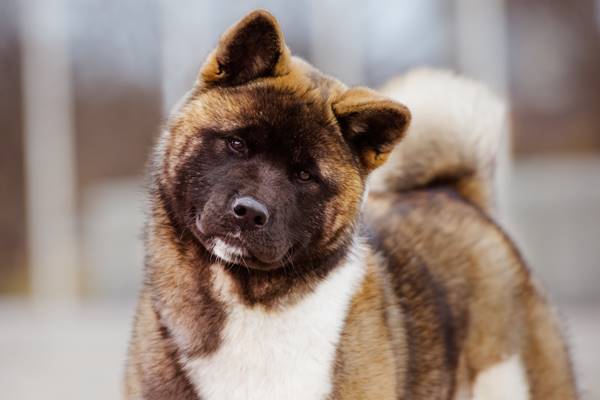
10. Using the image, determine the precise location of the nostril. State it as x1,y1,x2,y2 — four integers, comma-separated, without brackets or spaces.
254,215,265,226
233,205,246,217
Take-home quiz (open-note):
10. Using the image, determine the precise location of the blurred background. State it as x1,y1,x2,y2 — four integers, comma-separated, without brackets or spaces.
1,0,599,398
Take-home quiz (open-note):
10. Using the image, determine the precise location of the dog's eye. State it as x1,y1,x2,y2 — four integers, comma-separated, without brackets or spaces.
227,137,246,153
297,170,312,182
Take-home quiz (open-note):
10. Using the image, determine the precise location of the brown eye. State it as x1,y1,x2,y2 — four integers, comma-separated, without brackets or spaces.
297,170,312,182
227,137,246,153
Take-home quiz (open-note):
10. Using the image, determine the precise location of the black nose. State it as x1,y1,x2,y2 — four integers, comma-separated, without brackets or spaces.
231,196,270,229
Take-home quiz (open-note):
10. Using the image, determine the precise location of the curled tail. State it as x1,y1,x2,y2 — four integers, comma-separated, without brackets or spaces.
369,68,507,213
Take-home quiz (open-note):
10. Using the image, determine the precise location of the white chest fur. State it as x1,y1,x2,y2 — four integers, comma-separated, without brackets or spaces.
183,243,366,400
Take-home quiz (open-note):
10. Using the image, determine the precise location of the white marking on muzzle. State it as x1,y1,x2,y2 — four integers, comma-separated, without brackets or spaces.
212,238,247,263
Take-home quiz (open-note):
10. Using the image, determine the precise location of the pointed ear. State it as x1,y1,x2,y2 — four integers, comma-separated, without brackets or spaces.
333,88,411,172
200,10,291,87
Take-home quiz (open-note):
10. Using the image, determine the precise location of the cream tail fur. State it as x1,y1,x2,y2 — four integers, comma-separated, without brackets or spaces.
369,68,507,212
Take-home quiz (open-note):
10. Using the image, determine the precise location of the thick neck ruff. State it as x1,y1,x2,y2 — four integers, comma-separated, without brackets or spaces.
182,238,367,400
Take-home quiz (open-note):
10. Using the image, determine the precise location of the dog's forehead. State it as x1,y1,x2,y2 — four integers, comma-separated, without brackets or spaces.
180,55,347,132
189,83,341,146
215,85,329,126
174,75,359,182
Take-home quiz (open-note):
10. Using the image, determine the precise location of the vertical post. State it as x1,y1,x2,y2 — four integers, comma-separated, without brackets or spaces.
308,0,366,86
159,0,215,115
596,0,600,33
454,0,509,93
454,0,512,217
20,0,79,303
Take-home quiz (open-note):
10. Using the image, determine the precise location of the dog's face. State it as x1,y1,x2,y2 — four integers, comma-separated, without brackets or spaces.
158,10,410,271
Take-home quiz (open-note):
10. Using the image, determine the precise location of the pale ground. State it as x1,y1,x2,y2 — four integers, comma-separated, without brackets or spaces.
0,299,598,399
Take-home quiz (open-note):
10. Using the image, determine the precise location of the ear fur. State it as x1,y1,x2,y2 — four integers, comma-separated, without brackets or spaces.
333,87,411,171
200,10,291,87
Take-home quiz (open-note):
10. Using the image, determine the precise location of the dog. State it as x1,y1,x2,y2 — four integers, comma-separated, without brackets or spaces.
125,10,578,400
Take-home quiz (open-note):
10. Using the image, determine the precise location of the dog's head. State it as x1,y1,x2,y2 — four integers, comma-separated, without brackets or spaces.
157,10,410,271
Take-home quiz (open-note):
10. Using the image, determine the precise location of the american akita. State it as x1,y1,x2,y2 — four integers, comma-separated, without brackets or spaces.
125,10,578,400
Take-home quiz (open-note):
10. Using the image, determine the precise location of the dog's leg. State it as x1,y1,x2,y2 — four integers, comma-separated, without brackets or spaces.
521,286,579,400
124,291,198,400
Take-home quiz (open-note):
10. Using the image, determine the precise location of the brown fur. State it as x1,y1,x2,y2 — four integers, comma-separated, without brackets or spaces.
330,254,412,399
125,10,578,400
325,188,578,399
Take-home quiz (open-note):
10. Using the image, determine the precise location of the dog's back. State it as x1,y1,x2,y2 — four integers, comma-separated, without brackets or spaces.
331,70,578,399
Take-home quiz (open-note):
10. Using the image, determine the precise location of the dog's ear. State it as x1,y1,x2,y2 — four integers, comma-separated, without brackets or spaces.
200,10,291,87
333,87,411,172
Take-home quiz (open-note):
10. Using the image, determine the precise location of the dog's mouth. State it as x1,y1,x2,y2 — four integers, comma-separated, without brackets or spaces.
194,226,281,272
194,213,290,271
207,236,284,271
210,236,251,264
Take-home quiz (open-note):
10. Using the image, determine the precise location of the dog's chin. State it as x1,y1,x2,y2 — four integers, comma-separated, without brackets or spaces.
193,217,286,271
205,237,283,271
